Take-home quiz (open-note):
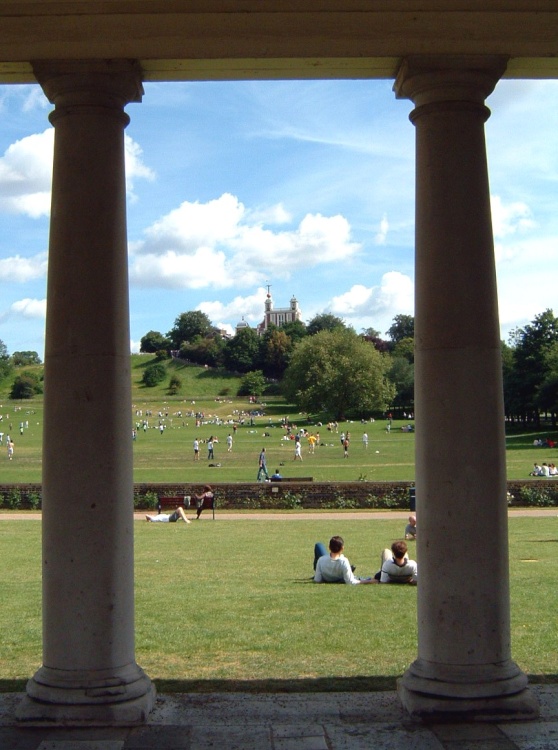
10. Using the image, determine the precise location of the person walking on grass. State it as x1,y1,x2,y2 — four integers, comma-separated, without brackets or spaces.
257,447,269,481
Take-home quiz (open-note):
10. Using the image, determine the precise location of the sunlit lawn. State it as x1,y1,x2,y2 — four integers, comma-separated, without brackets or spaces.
1,517,557,693
2,397,557,484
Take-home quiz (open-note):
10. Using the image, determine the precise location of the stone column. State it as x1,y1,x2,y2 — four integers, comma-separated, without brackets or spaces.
393,56,538,721
17,61,155,725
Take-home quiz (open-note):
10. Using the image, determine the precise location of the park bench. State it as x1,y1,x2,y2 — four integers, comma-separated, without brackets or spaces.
157,493,216,520
271,477,314,482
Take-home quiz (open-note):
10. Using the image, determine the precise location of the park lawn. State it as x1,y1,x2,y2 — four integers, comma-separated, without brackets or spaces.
1,357,557,482
2,395,557,483
0,517,557,693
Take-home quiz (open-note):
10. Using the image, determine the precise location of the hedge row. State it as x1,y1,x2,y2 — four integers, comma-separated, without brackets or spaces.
2,480,558,511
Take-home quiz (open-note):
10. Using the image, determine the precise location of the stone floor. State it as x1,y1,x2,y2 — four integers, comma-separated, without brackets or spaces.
1,685,558,750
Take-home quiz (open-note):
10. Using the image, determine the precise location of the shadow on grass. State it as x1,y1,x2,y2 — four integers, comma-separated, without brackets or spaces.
2,674,558,695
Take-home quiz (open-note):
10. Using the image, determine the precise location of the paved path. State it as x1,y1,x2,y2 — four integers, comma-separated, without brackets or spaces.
1,685,557,749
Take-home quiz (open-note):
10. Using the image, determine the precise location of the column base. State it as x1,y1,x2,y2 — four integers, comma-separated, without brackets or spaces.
398,682,539,722
16,663,156,726
398,658,539,722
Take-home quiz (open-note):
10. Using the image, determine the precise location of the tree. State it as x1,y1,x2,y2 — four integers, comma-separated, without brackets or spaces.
280,319,307,344
142,363,167,387
283,328,395,420
536,341,558,425
510,309,558,423
10,371,43,399
386,314,414,343
167,311,213,349
239,370,267,398
140,330,171,354
306,313,347,336
0,339,12,381
261,327,292,377
223,327,262,373
11,350,41,366
391,336,414,363
179,334,225,367
387,356,414,411
168,373,182,395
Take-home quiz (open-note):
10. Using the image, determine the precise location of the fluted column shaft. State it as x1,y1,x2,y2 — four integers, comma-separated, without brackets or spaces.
394,56,537,721
18,61,154,725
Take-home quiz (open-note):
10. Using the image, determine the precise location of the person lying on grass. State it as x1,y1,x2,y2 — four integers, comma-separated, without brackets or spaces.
375,540,417,584
313,536,374,584
145,506,191,524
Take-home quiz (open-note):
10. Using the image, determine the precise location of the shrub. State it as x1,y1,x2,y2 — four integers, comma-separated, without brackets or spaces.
168,374,182,394
133,491,159,510
5,488,21,509
142,363,167,387
10,371,43,399
517,485,558,507
26,491,41,510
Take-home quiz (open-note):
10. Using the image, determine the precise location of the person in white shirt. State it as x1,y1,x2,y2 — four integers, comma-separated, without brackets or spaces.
377,540,418,584
313,536,374,585
145,506,190,524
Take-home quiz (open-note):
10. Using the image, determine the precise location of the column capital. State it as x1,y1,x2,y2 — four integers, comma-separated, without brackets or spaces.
32,59,144,110
394,55,508,108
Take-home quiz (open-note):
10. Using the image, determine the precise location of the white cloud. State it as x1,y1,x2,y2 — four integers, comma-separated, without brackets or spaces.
0,130,152,218
198,288,267,325
247,203,291,225
0,253,47,282
129,247,230,289
22,87,49,113
0,297,46,323
375,214,389,245
491,195,536,239
329,272,413,319
124,134,155,201
0,130,53,217
130,339,141,354
130,193,360,290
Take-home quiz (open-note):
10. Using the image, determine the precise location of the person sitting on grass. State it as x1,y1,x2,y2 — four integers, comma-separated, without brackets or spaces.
146,506,191,524
313,536,374,584
405,515,417,540
375,540,417,584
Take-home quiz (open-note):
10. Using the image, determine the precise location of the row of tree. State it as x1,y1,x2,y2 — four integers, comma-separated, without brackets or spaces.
140,308,558,424
140,311,415,419
502,309,558,426
2,307,556,425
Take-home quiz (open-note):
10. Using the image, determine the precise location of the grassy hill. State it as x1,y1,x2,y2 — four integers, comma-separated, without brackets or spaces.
1,355,557,484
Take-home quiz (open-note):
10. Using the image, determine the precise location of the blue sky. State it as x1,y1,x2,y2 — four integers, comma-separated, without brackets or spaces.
0,77,556,358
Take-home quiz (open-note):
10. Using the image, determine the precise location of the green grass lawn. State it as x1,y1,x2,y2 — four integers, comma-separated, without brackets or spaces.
1,356,557,482
0,517,556,693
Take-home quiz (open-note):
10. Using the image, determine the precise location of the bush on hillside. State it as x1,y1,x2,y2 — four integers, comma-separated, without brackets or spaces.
142,363,167,387
168,374,182,394
10,371,43,399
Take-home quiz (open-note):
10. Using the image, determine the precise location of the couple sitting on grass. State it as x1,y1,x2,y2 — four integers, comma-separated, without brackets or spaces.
313,536,417,585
